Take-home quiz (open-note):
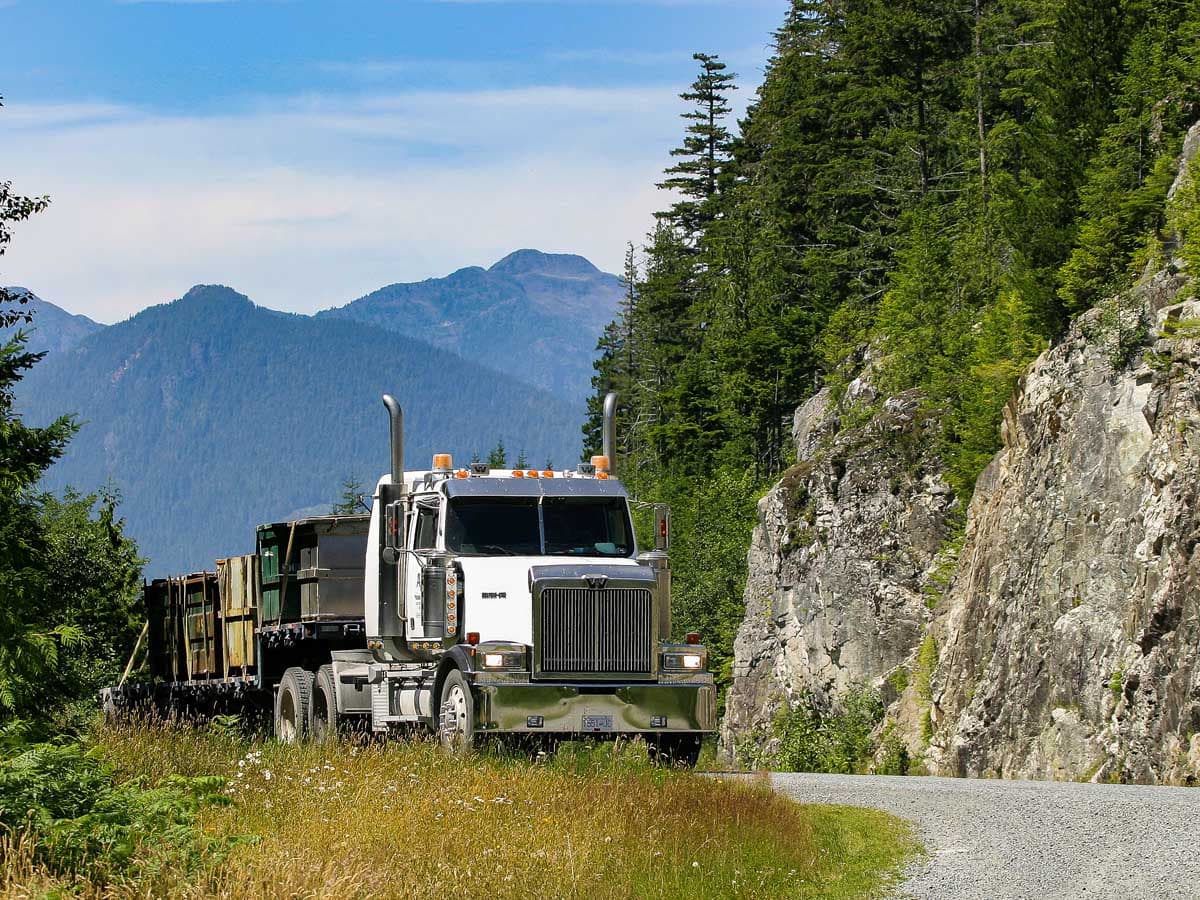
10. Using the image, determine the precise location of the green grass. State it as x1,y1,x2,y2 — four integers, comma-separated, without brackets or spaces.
1,721,920,899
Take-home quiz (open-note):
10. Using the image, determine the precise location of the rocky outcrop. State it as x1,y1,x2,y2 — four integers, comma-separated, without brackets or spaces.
720,378,960,759
724,122,1200,782
923,242,1200,780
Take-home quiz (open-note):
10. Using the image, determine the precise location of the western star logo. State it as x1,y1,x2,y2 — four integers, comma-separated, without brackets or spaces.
584,575,608,590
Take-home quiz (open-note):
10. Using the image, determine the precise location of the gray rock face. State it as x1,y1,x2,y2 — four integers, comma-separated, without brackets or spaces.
927,274,1200,784
724,122,1200,782
921,125,1200,783
720,382,960,759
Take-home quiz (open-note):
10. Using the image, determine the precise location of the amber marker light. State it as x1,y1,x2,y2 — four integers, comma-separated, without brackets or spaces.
512,470,525,478
542,470,555,478
467,632,480,646
685,632,702,645
526,470,539,478
432,453,453,470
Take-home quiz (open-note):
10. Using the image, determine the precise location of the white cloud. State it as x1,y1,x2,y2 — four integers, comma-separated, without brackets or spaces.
1,85,696,322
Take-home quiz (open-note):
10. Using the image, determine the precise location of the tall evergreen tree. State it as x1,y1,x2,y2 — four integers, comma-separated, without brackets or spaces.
656,53,738,239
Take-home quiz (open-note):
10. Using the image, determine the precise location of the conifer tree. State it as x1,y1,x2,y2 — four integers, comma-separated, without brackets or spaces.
656,53,737,240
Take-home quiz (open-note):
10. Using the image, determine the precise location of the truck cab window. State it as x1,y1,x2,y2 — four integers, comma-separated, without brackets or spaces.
445,498,540,556
413,504,439,550
542,497,633,557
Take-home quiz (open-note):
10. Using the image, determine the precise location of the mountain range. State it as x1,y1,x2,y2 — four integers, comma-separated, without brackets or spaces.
11,251,618,574
319,249,623,401
1,290,103,356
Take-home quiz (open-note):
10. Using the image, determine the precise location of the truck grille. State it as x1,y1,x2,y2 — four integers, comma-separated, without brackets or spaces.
538,587,653,675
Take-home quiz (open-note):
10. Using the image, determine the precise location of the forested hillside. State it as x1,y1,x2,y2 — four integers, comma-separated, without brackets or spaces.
20,285,582,573
588,0,1200,698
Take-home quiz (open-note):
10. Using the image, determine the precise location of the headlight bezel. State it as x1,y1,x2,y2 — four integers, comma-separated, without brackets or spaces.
476,642,529,671
660,643,708,672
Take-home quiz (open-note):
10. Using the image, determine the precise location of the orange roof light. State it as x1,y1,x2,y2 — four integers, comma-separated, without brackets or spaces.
513,470,525,478
591,454,610,474
526,470,539,478
454,469,469,479
432,453,453,470
542,470,555,478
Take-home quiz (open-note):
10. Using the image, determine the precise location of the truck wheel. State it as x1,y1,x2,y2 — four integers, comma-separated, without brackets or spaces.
311,665,341,743
648,734,702,768
437,669,477,753
274,667,314,744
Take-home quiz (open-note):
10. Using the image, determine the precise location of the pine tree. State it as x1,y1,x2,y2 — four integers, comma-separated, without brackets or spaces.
486,441,507,468
656,53,738,239
331,476,366,515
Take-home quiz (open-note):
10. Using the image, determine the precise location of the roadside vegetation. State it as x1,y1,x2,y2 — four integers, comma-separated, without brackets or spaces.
0,721,919,899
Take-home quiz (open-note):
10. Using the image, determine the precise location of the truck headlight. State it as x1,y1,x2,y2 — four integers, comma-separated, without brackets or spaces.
477,643,527,670
661,646,707,672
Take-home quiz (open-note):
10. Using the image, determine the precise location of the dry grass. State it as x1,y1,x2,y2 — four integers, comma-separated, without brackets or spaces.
3,722,918,899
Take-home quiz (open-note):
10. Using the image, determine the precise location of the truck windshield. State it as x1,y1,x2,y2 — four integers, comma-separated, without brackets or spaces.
444,497,633,557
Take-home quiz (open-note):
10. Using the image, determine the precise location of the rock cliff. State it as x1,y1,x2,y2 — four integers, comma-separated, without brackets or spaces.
723,122,1200,783
720,377,960,756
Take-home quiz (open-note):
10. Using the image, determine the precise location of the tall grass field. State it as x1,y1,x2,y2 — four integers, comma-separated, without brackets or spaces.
0,722,918,898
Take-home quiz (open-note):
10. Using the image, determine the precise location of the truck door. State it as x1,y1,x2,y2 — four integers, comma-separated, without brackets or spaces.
405,500,440,637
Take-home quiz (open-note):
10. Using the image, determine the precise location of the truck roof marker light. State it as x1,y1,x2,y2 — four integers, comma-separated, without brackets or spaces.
467,632,480,646
526,470,539,478
542,470,555,478
686,632,702,645
454,469,469,479
432,453,453,471
596,471,610,480
512,470,524,478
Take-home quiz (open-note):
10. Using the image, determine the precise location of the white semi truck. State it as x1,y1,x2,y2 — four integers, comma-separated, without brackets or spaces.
105,393,716,764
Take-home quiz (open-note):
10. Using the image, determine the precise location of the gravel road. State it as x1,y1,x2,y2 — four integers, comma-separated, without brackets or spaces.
768,773,1200,899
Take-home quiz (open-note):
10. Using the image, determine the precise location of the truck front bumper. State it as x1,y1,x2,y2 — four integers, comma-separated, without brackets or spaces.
473,680,716,734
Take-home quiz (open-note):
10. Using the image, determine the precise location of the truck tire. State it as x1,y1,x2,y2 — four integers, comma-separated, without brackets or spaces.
274,667,314,744
648,733,702,768
436,669,477,754
311,664,341,743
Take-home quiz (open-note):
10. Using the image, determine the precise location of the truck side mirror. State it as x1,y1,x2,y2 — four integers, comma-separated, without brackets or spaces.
382,500,405,565
654,504,670,552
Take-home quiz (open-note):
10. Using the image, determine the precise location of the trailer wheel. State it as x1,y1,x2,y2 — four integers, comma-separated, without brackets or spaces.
311,665,341,743
436,669,476,753
274,667,314,744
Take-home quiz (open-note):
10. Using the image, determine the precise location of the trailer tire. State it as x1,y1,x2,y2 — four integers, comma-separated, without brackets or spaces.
311,664,341,743
274,667,314,744
436,669,477,754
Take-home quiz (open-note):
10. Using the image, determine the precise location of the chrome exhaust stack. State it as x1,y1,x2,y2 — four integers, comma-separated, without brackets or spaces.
377,394,408,659
382,394,405,495
602,391,618,478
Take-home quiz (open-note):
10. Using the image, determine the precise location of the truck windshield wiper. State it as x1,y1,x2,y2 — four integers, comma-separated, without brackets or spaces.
479,544,517,556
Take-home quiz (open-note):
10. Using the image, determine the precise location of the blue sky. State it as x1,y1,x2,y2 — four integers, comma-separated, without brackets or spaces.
0,0,787,322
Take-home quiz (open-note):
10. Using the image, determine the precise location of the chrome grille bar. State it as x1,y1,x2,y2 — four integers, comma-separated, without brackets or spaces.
539,587,653,675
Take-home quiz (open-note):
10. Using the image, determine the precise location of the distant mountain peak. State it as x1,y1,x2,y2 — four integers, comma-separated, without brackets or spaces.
0,288,103,356
488,249,601,278
178,284,255,306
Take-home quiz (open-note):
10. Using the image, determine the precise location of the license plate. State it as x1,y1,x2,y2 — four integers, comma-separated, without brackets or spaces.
583,715,613,732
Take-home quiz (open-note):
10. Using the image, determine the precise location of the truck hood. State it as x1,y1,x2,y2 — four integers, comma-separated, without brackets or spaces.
458,555,640,645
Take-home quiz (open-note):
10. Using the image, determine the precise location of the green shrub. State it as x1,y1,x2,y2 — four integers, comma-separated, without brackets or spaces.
772,688,885,774
0,742,231,885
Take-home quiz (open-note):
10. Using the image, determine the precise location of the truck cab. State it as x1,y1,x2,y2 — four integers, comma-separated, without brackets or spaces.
318,393,717,762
